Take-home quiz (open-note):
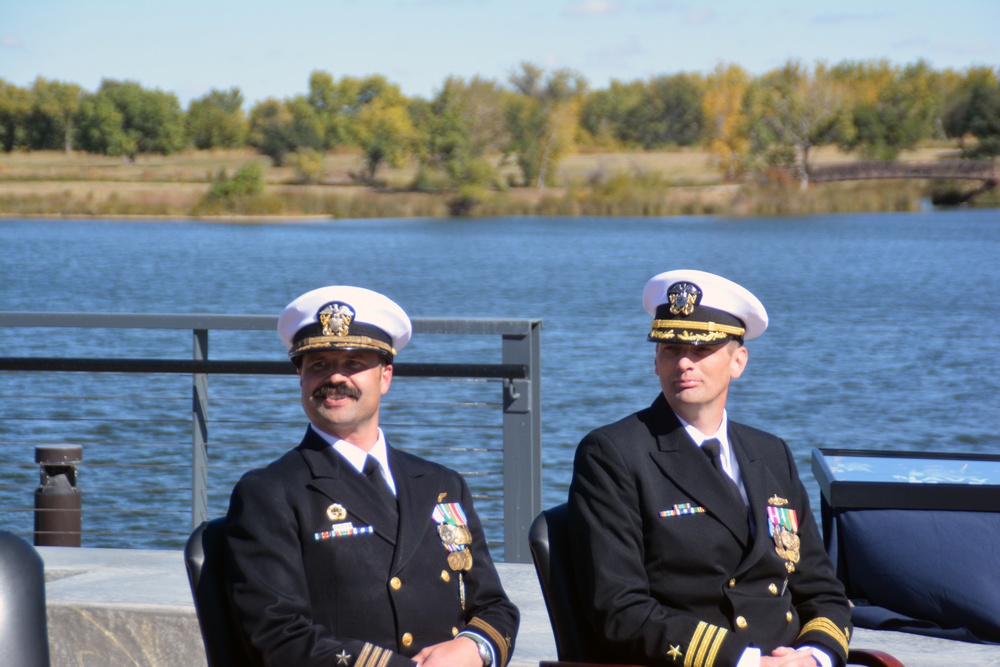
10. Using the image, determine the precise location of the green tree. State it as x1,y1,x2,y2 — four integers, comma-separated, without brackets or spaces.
748,61,847,184
578,79,645,147
505,62,584,187
29,77,83,152
624,73,705,148
307,70,355,148
76,92,135,157
77,79,185,159
415,76,509,188
838,60,939,160
943,67,1000,157
248,95,326,167
186,87,248,149
0,79,31,151
248,98,297,166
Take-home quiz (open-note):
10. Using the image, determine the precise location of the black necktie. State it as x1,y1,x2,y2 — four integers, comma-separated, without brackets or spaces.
363,455,397,514
702,439,745,507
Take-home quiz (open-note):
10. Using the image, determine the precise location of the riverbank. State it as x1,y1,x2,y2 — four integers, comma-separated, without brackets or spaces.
1,146,995,219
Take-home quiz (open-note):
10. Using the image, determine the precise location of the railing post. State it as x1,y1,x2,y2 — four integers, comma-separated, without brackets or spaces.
192,328,209,528
500,321,542,563
34,444,83,547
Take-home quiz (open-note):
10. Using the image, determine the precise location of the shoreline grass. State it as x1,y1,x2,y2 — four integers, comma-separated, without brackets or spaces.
0,147,995,220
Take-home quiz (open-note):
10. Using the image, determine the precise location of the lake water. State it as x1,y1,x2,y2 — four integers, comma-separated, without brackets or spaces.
2,210,999,553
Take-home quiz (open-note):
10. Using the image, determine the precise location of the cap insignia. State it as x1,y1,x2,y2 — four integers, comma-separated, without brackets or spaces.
667,282,700,316
318,302,355,337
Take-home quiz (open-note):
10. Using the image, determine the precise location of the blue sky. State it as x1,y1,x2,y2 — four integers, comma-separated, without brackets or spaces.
2,0,997,107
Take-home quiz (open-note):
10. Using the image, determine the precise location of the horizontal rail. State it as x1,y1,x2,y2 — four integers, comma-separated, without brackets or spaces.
0,312,539,336
0,358,528,379
0,311,542,561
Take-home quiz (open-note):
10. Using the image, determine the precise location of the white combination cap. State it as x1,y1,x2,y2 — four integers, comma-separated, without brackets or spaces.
643,269,768,345
277,286,412,362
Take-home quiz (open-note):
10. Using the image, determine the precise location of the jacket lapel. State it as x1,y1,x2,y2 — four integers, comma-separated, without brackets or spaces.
731,428,785,570
299,428,398,545
647,396,750,546
388,446,440,573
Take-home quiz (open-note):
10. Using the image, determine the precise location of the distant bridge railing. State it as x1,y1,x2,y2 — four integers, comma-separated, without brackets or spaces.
807,159,998,183
0,312,542,563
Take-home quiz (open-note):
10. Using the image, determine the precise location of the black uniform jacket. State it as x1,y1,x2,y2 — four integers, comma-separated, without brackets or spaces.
568,395,851,667
225,427,519,667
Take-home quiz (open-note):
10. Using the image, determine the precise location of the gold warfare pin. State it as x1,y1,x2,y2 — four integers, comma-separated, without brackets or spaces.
327,503,347,521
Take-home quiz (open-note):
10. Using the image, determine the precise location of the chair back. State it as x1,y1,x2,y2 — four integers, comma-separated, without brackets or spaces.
0,531,50,667
529,503,609,662
184,517,262,667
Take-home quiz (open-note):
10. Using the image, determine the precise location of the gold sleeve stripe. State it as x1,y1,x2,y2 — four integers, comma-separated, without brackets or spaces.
684,622,726,667
705,628,726,667
651,319,745,336
356,644,375,667
375,649,392,667
468,617,509,667
798,618,849,655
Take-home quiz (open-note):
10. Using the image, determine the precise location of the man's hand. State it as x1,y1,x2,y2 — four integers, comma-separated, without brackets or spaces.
761,646,817,666
413,636,482,667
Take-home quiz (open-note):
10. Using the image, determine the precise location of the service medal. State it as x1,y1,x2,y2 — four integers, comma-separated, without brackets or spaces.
447,549,473,571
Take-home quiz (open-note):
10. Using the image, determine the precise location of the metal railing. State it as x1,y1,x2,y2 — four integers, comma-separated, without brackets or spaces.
0,312,542,562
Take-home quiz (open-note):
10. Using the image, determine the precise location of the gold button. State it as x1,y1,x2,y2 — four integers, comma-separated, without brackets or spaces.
441,570,451,583
728,578,736,588
452,627,459,637
768,583,778,595
390,577,402,590
736,616,747,629
786,612,793,622
402,633,413,647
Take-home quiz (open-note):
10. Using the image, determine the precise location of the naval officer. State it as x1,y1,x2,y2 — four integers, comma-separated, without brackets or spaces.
225,286,518,667
568,270,852,667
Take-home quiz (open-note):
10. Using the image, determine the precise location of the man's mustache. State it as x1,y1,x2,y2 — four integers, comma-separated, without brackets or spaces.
313,383,362,400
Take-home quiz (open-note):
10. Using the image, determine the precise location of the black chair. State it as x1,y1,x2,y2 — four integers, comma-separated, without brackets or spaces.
184,517,262,667
0,531,50,667
528,504,904,667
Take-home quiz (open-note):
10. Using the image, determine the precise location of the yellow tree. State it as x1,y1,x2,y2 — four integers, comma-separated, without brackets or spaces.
354,98,417,185
703,63,751,181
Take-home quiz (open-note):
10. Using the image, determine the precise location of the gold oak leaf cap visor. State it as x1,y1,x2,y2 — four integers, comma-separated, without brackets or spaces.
643,269,768,346
278,286,412,363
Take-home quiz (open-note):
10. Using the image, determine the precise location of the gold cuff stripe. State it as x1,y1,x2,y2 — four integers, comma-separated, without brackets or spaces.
651,320,745,336
356,643,375,667
798,618,849,655
293,335,396,356
375,649,392,667
468,617,508,667
685,622,726,667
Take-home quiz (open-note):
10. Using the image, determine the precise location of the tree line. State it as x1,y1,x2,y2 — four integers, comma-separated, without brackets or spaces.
1,60,998,190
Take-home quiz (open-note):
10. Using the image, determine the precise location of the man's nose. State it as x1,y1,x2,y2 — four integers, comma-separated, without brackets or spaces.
676,353,696,369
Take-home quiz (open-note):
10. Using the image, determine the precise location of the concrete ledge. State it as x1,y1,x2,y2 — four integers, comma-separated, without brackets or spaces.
38,547,1000,667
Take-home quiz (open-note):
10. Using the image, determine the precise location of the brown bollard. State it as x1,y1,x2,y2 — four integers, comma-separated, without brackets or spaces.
34,444,83,547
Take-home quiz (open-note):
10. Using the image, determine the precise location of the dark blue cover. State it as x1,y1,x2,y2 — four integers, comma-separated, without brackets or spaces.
830,508,1000,644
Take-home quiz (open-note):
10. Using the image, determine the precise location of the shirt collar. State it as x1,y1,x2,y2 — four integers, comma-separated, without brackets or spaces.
309,425,395,493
